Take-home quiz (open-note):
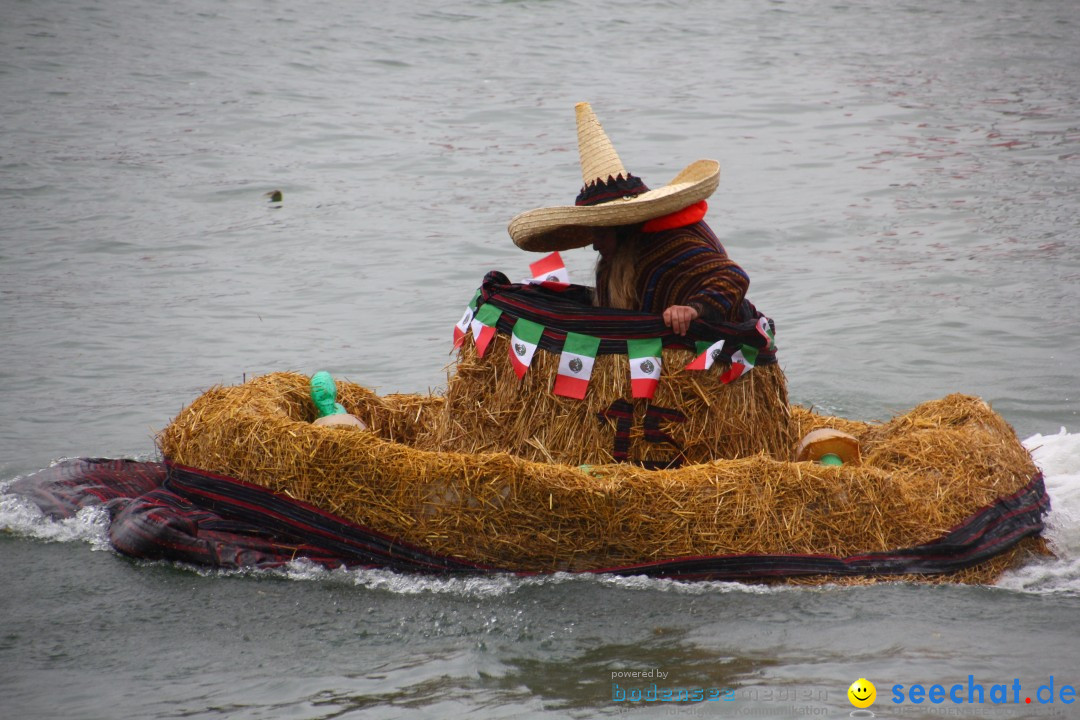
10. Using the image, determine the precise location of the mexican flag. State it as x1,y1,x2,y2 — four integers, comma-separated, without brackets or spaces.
756,316,776,350
452,289,482,348
469,303,503,358
685,339,725,371
719,344,759,384
528,251,570,286
552,332,600,400
627,337,663,399
508,317,545,379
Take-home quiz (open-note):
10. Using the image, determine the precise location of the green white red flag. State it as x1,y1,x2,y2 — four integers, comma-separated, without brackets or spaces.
685,339,725,371
553,332,600,399
452,289,482,348
719,344,759,384
527,251,569,286
508,318,545,379
627,337,663,399
756,316,776,350
453,306,474,348
469,303,503,358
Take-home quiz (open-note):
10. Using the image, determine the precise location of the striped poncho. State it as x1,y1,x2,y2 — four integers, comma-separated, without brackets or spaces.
595,221,752,323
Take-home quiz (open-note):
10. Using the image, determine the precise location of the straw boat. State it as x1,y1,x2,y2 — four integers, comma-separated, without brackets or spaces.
150,273,1049,584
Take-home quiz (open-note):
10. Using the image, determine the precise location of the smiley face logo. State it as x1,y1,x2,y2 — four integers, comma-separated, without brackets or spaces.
847,678,876,708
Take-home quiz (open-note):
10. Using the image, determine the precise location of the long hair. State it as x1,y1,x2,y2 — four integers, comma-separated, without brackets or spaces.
594,225,643,310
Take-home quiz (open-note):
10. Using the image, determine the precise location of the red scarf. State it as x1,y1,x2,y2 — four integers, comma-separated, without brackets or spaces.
642,200,708,233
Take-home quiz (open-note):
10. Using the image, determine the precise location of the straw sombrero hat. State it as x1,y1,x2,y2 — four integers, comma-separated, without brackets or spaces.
508,102,720,252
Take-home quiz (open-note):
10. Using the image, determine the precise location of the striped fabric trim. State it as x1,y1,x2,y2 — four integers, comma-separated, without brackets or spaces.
7,458,165,519
636,222,751,322
8,459,1050,581
575,173,649,206
474,270,777,364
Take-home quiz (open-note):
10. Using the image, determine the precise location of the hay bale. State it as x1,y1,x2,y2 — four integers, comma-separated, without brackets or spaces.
417,333,795,466
158,372,1040,583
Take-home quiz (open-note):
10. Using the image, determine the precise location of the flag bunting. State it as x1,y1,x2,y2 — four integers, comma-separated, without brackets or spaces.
452,289,482,348
553,332,601,400
470,303,503,358
524,251,570,287
719,344,759,384
627,337,663,399
685,339,725,371
508,317,545,379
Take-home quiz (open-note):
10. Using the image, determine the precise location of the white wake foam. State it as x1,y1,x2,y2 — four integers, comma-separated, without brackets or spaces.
995,429,1080,594
0,492,112,551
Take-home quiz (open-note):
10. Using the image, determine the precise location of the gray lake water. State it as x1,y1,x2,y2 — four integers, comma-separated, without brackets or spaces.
3,0,1080,718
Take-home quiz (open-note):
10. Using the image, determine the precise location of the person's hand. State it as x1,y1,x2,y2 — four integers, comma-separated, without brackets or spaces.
662,304,699,335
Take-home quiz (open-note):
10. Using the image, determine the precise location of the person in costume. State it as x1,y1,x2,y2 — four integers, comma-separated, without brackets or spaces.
508,103,755,335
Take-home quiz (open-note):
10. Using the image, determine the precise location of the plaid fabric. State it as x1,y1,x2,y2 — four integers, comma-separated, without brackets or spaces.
476,270,777,364
8,458,165,519
8,459,1050,581
596,221,752,323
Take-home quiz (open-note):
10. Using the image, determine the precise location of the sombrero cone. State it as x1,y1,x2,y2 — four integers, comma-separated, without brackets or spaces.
508,102,720,252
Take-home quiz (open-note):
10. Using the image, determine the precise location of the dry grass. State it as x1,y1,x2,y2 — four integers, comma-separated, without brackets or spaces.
157,368,1040,584
419,334,796,465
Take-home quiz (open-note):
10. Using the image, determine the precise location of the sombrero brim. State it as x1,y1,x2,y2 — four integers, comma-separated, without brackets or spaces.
508,159,720,252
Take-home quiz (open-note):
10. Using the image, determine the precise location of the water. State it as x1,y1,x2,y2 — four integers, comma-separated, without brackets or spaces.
2,0,1079,717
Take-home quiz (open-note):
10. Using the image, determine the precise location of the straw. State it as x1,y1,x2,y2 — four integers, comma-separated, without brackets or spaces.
158,368,1040,584
576,101,629,186
421,333,795,466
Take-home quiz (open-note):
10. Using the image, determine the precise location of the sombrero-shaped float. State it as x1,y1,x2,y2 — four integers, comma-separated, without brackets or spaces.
11,104,1050,583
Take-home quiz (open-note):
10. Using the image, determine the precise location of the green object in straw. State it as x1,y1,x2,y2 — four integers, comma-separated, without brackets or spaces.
311,371,346,417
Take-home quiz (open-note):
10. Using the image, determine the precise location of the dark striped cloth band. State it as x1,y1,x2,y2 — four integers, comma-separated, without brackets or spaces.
8,459,1050,581
476,270,777,363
